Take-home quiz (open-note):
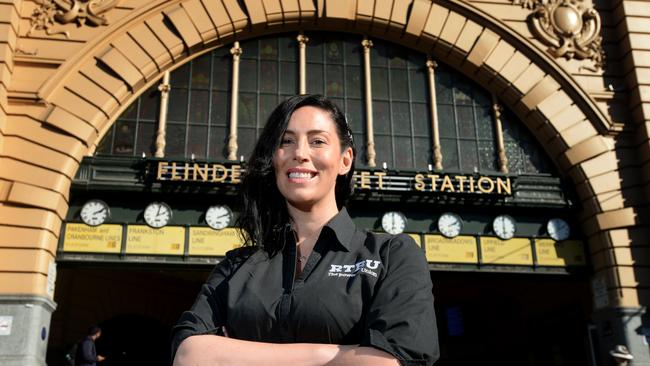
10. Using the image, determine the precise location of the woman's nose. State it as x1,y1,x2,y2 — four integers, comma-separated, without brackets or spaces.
293,139,309,161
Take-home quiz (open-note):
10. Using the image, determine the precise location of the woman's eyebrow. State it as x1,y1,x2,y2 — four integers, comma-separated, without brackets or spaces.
283,129,331,135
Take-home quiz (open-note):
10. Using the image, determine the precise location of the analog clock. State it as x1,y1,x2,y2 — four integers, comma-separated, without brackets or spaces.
205,205,233,230
381,211,407,235
493,215,516,240
143,202,172,228
547,218,570,241
438,212,462,238
80,199,110,226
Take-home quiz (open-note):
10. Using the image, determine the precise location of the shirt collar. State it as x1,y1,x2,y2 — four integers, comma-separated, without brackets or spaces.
322,207,356,251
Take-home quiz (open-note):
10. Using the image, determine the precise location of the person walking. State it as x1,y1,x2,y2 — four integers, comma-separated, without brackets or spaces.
75,325,105,366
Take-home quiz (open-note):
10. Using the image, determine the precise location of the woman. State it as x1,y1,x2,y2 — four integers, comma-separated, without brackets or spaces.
171,95,439,365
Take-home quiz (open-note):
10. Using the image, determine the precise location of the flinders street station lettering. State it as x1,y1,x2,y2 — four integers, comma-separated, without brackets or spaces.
154,161,512,196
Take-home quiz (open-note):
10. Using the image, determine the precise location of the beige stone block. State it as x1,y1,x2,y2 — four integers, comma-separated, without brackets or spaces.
617,266,641,288
404,0,431,43
262,0,284,25
608,226,650,247
371,0,393,31
280,0,301,23
0,43,14,72
298,0,317,20
3,136,79,179
0,4,19,30
52,88,106,129
437,11,466,49
596,207,637,231
201,0,234,37
596,190,631,213
0,225,58,254
389,0,412,32
536,91,573,122
517,76,560,117
629,33,650,51
0,23,16,50
79,63,131,104
0,203,62,235
164,5,203,50
560,119,598,148
97,47,143,90
512,63,545,97
44,106,97,145
145,13,185,61
548,106,587,133
355,0,374,29
66,73,119,117
484,40,515,75
450,20,482,64
112,33,158,80
0,272,49,297
496,52,530,85
7,181,68,219
543,135,568,160
223,0,250,31
561,135,611,167
462,28,499,75
0,158,71,198
420,4,449,44
623,1,650,18
578,151,619,181
0,248,55,274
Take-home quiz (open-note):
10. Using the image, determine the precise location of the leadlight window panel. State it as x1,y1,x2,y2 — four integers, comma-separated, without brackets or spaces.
165,46,232,159
435,64,497,172
501,109,553,174
96,84,160,156
370,39,429,170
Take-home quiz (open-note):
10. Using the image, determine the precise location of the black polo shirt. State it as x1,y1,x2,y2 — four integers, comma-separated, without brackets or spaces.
171,208,439,365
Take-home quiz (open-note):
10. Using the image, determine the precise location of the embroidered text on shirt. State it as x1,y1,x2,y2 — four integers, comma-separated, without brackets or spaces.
328,260,381,278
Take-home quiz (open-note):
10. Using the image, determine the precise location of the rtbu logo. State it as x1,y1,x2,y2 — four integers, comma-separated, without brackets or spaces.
328,260,380,278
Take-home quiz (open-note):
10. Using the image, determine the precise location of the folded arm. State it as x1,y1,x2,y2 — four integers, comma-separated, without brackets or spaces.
173,335,400,366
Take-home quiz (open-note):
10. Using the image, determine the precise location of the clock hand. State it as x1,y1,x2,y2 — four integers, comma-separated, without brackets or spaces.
216,214,230,219
93,208,105,215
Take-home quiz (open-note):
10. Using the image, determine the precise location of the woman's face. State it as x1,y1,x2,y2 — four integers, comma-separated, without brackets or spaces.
273,106,353,211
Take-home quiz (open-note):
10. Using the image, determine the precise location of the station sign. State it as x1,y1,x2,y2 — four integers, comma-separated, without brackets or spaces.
125,225,184,255
535,239,586,266
424,235,478,263
481,237,533,265
152,161,513,196
63,224,122,253
189,228,244,256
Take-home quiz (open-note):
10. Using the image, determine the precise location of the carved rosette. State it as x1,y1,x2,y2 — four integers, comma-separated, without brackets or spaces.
29,0,121,38
516,0,604,71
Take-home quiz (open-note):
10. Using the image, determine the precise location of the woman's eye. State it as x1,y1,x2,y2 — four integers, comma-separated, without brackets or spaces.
281,138,294,145
311,139,326,145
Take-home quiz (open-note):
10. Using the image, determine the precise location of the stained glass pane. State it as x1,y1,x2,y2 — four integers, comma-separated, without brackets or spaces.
388,48,407,68
440,138,459,170
392,102,410,135
344,39,362,65
414,137,431,170
239,93,257,127
187,125,208,159
474,88,491,107
307,37,324,63
96,127,114,155
354,132,367,165
166,124,186,157
476,106,494,140
456,106,475,139
326,40,344,64
346,99,364,134
394,136,414,168
212,48,231,90
390,68,409,101
374,135,393,167
208,125,227,159
438,105,456,138
279,36,297,61
325,65,344,97
122,102,138,120
260,94,278,127
171,63,190,88
435,72,453,104
168,89,188,122
372,67,389,100
239,59,258,92
370,42,388,67
280,61,297,94
139,87,158,120
192,55,211,89
240,39,258,59
189,90,209,124
373,101,390,134
409,68,427,103
454,81,473,105
113,120,136,156
260,61,278,93
478,140,497,172
210,91,230,126
459,140,479,171
136,122,156,157
260,38,278,60
412,103,429,136
238,128,257,160
345,66,362,98
307,63,324,94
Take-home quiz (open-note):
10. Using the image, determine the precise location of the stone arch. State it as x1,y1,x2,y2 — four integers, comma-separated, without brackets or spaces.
2,0,630,302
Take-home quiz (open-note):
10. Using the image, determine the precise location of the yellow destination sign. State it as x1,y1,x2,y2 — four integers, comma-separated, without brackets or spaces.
408,233,422,247
126,225,184,255
481,237,533,265
63,223,122,253
189,228,245,256
424,235,478,264
535,239,586,266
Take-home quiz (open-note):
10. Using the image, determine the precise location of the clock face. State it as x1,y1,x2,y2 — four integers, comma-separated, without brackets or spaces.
80,200,110,226
438,212,462,238
547,218,570,241
143,202,172,228
381,211,407,235
493,215,516,240
205,205,233,230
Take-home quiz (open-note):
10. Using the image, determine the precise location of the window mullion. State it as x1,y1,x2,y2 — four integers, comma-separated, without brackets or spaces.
426,58,442,170
492,93,509,173
155,71,171,157
227,42,242,161
362,37,376,168
297,33,308,95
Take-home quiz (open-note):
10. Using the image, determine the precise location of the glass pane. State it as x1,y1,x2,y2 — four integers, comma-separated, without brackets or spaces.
210,91,230,126
191,54,211,89
279,36,297,61
345,65,362,98
374,135,393,167
370,41,388,67
208,125,227,159
474,88,491,107
326,40,344,64
307,37,324,63
136,122,156,157
412,103,429,136
121,102,138,120
187,125,208,159
168,89,188,122
390,68,409,101
212,53,231,91
239,59,258,92
408,52,426,69
238,128,257,160
459,140,479,171
307,63,324,94
260,94,278,127
238,93,257,127
478,140,498,172
438,105,456,138
372,67,389,100
166,123,187,157
280,61,297,94
240,39,258,59
139,87,158,120
113,120,136,155
456,106,476,139
409,68,427,103
260,38,278,60
346,98,364,134
189,90,210,124
388,48,407,68
440,138,459,170
454,81,473,105
325,65,344,97
96,126,114,155
391,102,411,135
260,61,278,93
373,101,390,134
435,72,453,104
344,38,362,65
353,132,367,165
171,63,190,88
394,136,414,169
476,106,494,140
414,137,431,170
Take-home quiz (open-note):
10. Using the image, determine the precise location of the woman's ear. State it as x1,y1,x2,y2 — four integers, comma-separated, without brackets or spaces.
339,147,353,175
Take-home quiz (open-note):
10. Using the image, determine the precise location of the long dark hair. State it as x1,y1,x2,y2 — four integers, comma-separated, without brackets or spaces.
237,95,356,255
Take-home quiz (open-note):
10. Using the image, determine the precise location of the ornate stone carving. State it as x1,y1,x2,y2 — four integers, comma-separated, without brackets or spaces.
29,0,120,38
514,0,604,71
